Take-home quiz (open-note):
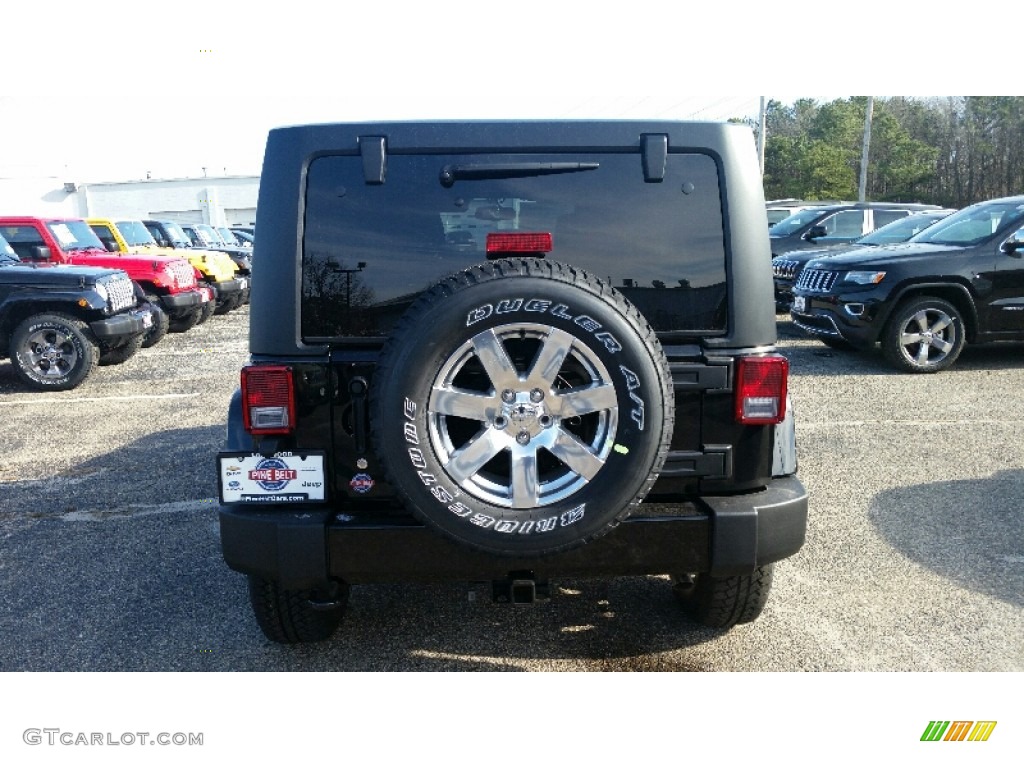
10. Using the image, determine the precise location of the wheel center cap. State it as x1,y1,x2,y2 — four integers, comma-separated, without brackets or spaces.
500,393,551,438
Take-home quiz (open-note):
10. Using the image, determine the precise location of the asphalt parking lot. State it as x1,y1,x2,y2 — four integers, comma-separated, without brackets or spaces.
0,305,1021,671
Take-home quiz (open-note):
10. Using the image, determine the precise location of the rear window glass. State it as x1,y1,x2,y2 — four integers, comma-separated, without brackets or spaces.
302,152,727,340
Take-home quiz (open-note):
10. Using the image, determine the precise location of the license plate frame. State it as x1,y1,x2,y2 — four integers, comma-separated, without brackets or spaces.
792,295,806,313
218,451,327,504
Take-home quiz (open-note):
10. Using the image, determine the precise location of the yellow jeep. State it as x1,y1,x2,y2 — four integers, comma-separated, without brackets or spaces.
88,218,245,316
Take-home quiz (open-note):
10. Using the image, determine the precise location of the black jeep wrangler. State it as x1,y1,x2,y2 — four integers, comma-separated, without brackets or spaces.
0,231,151,391
217,121,808,643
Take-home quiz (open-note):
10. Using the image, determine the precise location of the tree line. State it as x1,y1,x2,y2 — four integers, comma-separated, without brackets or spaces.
754,97,1024,209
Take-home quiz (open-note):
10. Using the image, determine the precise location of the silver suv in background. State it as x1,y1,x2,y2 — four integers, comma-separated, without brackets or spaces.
770,202,945,257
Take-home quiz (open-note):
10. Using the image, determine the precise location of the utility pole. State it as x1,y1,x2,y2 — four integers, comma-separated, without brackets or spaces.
858,96,874,202
758,96,767,176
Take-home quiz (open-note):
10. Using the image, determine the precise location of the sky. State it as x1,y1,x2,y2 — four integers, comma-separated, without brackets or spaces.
1,2,1010,184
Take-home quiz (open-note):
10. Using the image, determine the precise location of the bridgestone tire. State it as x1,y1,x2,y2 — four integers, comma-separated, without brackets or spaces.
881,296,965,373
168,306,202,333
672,564,774,629
98,332,143,366
142,295,170,347
10,313,99,391
370,259,675,558
247,576,349,644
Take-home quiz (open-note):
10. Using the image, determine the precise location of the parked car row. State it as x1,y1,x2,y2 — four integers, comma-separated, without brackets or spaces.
783,194,1024,373
0,215,250,392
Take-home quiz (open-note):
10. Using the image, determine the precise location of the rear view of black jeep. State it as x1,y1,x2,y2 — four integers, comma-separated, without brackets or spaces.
217,121,807,643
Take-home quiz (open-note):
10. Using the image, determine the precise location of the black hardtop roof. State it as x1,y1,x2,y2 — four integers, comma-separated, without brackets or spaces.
267,119,753,153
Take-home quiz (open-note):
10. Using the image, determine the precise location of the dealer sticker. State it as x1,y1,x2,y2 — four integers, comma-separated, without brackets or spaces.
218,452,326,504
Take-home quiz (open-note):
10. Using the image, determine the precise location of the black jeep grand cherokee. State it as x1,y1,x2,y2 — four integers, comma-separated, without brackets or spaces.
791,196,1024,373
217,121,808,643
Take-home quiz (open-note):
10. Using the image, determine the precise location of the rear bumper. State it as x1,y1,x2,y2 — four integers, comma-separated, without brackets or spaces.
219,475,808,589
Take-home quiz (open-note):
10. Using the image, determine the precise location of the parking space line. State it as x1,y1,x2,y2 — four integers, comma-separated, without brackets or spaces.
799,419,1024,427
0,393,199,406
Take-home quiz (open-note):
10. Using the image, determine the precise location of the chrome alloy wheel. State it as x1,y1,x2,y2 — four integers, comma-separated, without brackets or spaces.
427,322,619,509
898,307,957,368
24,327,79,379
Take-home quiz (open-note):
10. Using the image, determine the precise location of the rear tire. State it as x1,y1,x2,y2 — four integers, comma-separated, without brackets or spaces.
247,576,349,644
672,564,774,628
142,295,170,347
195,297,215,325
98,332,143,366
168,306,202,333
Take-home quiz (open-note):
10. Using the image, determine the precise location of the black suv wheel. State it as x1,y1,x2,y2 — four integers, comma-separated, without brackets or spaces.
247,577,349,644
672,565,774,628
10,313,99,390
881,297,965,373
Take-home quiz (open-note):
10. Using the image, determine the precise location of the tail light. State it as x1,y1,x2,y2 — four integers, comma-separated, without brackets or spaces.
735,355,788,425
241,366,295,434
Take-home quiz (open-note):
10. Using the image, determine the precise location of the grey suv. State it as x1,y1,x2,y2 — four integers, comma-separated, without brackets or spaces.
216,121,808,643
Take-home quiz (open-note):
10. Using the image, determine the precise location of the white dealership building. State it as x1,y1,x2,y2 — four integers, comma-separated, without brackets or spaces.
0,173,259,227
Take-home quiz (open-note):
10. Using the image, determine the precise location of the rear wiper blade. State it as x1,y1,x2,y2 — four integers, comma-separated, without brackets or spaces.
439,162,598,187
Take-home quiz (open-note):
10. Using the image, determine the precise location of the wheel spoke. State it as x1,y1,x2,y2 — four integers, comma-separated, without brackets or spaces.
912,310,929,332
915,343,930,365
429,387,495,422
551,384,618,418
525,328,574,389
901,331,923,346
548,428,605,480
471,328,519,390
509,450,539,508
446,429,506,485
931,337,953,354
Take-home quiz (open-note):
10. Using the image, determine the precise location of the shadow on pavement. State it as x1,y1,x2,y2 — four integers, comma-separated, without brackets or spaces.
868,469,1024,609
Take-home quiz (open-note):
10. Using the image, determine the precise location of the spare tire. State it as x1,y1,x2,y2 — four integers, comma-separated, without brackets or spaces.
370,259,674,557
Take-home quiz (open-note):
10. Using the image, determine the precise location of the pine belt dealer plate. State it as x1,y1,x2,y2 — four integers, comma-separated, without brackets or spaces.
218,452,326,504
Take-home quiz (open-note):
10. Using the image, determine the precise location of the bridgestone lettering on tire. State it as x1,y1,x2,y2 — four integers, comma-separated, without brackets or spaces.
370,259,674,557
10,313,99,391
